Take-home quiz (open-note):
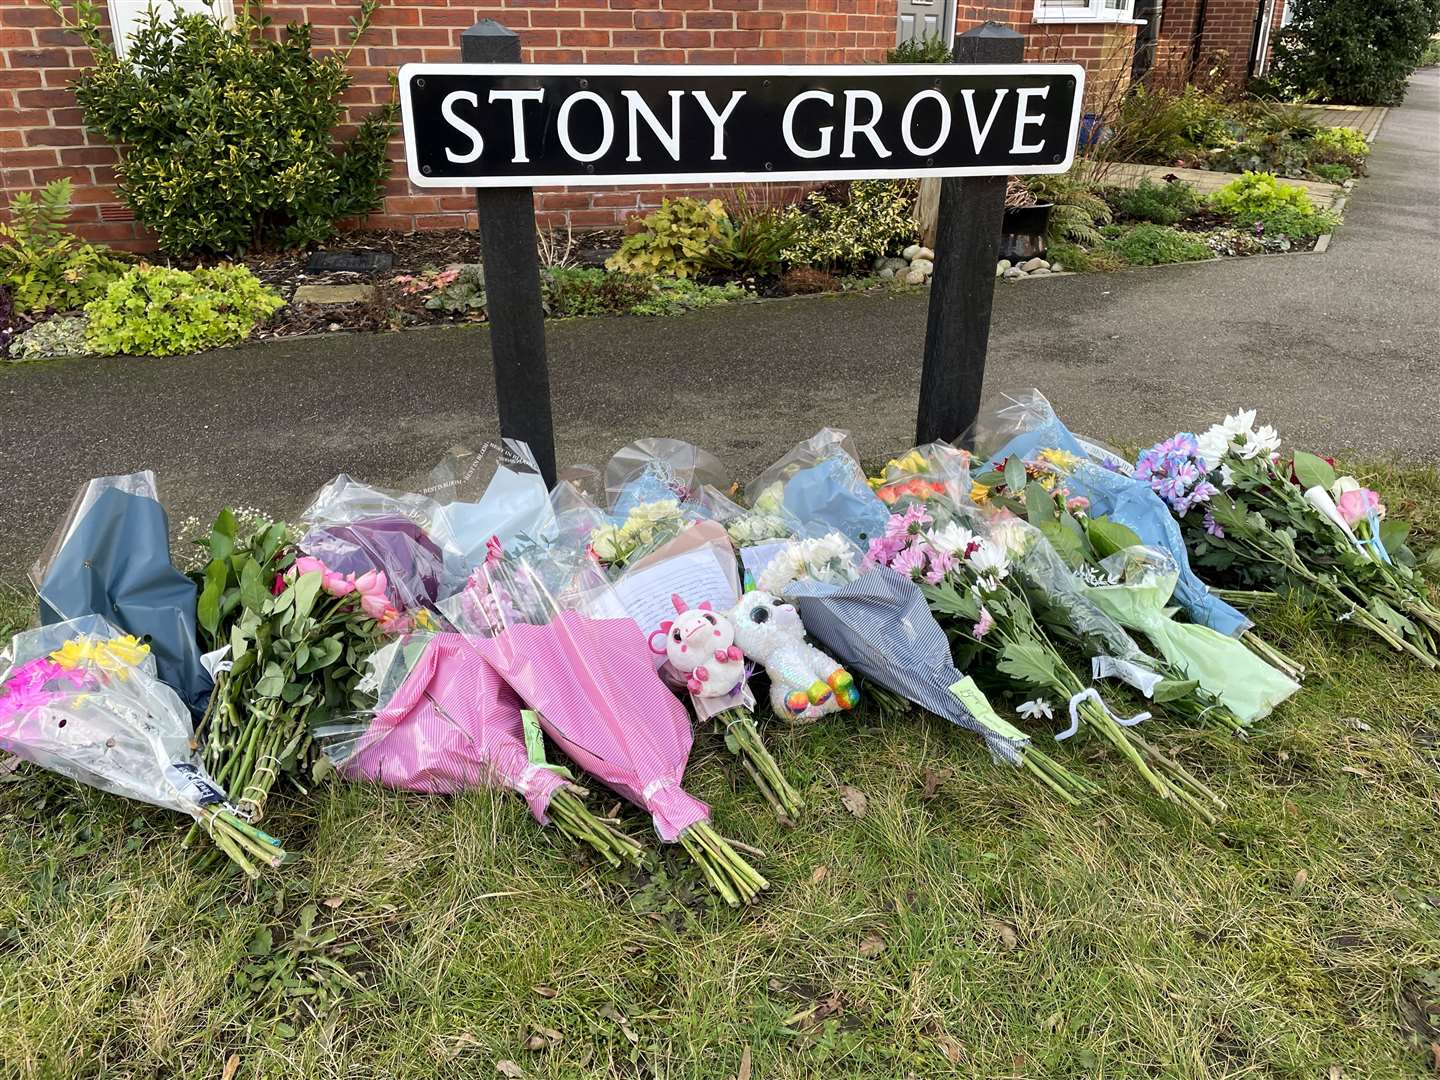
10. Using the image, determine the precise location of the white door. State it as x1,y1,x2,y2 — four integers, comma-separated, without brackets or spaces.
896,0,956,47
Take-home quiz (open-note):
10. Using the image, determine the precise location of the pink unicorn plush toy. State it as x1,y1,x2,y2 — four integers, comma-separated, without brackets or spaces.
648,594,746,697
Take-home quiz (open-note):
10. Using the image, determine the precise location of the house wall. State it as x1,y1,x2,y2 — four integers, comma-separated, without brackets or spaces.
2,0,1136,248
1148,0,1276,92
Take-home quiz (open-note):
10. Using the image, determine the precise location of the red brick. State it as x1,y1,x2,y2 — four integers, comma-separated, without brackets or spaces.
530,48,585,60
636,47,686,60
583,10,637,27
714,29,760,45
661,29,710,45
0,69,45,88
584,48,639,60
685,10,734,27
413,213,470,229
0,8,63,27
634,10,684,27
591,192,640,207
737,12,783,28
395,27,453,45
538,192,592,209
612,29,662,44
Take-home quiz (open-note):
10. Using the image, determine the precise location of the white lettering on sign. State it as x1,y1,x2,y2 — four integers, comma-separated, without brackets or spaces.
691,89,746,161
624,89,685,162
841,89,891,159
488,88,545,163
441,91,484,163
557,90,615,162
782,89,834,159
959,87,1007,153
900,89,951,157
1011,85,1051,154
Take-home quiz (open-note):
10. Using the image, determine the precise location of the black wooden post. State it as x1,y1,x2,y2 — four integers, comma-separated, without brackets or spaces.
915,22,1025,448
461,21,558,487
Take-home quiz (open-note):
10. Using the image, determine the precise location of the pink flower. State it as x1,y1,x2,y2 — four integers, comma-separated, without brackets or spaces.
973,607,995,639
292,555,326,578
484,535,504,565
360,591,392,621
272,573,287,596
1066,496,1090,515
322,571,356,597
923,549,954,585
864,534,905,569
377,609,412,634
353,570,388,598
890,544,927,579
1336,487,1383,526
901,504,933,530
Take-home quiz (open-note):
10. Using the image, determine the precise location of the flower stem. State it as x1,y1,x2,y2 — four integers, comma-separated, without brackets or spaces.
546,788,646,869
717,710,804,823
679,820,768,906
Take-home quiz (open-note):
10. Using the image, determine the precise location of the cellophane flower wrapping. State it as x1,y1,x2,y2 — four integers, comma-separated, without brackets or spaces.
745,428,890,550
0,616,230,819
973,389,1251,637
604,438,732,518
315,631,566,822
437,552,711,843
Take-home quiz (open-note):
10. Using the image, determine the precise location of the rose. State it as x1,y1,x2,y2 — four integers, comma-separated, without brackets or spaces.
1336,487,1383,527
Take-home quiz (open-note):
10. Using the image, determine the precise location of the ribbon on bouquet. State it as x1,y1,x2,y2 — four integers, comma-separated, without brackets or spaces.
1056,688,1151,742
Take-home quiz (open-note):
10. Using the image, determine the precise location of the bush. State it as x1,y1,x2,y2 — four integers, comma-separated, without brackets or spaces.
1102,224,1215,265
48,0,396,256
84,265,284,356
1208,171,1340,238
780,181,918,270
1018,172,1113,245
1108,179,1200,226
696,193,799,279
1270,0,1440,104
1307,126,1371,172
543,267,653,317
1103,85,1239,165
0,179,126,314
608,198,729,278
630,278,747,316
9,314,93,362
886,35,953,63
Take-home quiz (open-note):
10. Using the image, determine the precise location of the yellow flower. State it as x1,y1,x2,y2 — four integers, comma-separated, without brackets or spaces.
413,609,434,630
50,635,150,675
970,481,991,504
1038,447,1080,471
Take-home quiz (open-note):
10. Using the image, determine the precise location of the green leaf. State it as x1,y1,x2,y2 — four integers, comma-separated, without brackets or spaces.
1003,455,1027,495
255,661,286,699
1291,451,1337,491
1379,518,1411,555
1037,520,1087,569
291,571,324,623
996,641,1064,692
210,508,237,562
1153,677,1199,702
197,559,227,638
239,558,269,613
1086,517,1144,559
298,637,343,674
1025,481,1058,524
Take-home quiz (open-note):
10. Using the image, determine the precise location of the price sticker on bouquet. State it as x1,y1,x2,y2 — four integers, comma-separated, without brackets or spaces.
400,63,1085,188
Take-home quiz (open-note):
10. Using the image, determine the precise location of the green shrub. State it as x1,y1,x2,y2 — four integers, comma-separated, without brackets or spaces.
1424,36,1440,65
696,193,799,279
1102,85,1239,165
1310,162,1354,183
1018,172,1113,245
423,264,486,315
1102,224,1214,265
780,180,918,270
1208,171,1339,237
0,179,126,314
8,314,94,361
543,267,653,317
608,198,729,279
1271,0,1440,104
1108,179,1200,226
47,0,396,256
1307,125,1371,172
630,278,747,317
886,35,952,63
84,265,284,356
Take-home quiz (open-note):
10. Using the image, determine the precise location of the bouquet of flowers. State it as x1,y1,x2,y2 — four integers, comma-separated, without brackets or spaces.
1140,411,1440,668
318,631,644,867
745,429,891,548
439,552,768,906
1,618,286,876
757,527,1097,804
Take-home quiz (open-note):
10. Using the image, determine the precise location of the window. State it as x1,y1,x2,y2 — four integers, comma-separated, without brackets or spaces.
1032,0,1138,24
107,0,235,59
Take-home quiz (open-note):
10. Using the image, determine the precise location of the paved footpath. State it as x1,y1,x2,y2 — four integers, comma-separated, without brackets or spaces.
1,71,1436,580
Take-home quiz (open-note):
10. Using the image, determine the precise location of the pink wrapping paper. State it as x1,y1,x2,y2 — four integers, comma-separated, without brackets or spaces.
469,612,710,842
343,632,565,823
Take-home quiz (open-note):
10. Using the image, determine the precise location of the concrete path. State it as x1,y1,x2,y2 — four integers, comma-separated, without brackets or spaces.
1,71,1436,581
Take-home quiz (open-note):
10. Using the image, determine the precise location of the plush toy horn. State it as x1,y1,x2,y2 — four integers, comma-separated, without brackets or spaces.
670,594,688,614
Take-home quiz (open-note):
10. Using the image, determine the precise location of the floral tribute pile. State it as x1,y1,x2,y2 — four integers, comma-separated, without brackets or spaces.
3,396,1437,903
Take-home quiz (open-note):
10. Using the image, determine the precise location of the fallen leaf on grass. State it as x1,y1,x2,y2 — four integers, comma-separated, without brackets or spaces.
993,920,1020,951
599,1005,639,1045
496,1061,524,1079
532,985,558,999
859,932,886,959
810,865,829,885
322,896,343,909
784,991,844,1033
1340,766,1372,779
839,784,868,819
524,1027,563,1052
221,1054,240,1080
920,767,946,800
934,1034,965,1065
1431,1043,1440,1073
736,1045,752,1080
1293,869,1310,892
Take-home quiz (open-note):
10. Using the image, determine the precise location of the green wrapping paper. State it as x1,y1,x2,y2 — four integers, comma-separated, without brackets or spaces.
1081,548,1299,724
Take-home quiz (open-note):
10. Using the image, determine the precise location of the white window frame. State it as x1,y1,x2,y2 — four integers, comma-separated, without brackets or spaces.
1032,0,1140,25
107,0,235,59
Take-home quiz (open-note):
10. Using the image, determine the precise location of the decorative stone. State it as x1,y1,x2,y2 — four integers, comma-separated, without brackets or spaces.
914,246,934,261
293,283,375,305
1019,258,1049,272
1003,267,1026,279
902,243,922,261
1030,267,1051,275
879,267,895,280
1050,262,1064,274
873,256,889,271
996,259,1012,277
305,249,393,274
904,268,926,285
883,257,908,272
909,258,933,276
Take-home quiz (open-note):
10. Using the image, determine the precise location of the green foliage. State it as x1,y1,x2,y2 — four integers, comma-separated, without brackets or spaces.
780,181,918,270
1103,85,1239,165
0,179,126,314
1102,224,1215,265
422,264,485,314
696,193,799,279
885,35,952,63
542,267,652,318
1020,172,1113,246
1308,125,1371,168
1424,36,1440,65
47,0,397,256
1309,162,1354,183
1107,179,1200,226
629,278,748,316
1208,171,1340,238
8,314,94,362
84,264,284,357
607,198,729,279
1271,0,1440,104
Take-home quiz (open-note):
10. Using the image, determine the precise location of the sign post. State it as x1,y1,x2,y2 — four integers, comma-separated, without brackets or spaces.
408,26,1082,471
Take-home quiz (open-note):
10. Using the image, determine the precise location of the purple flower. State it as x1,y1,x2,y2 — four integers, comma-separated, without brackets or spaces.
891,544,927,579
973,607,995,639
1203,509,1225,538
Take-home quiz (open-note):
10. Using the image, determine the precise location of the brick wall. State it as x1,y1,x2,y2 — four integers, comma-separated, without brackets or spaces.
2,0,1140,247
1149,0,1272,92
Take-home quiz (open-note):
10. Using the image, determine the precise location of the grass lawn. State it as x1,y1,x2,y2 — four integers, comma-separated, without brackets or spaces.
2,464,1440,1079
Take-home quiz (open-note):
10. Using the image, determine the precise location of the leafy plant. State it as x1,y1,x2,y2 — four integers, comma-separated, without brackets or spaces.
780,180,918,270
886,35,953,63
423,264,486,315
84,264,284,356
1271,0,1440,104
8,314,94,362
1307,126,1371,171
1208,171,1339,238
1101,85,1239,166
629,278,748,316
0,179,127,314
543,267,652,317
46,0,397,256
607,198,729,278
1310,163,1354,184
1107,179,1200,226
696,193,799,279
1102,224,1214,265
1019,172,1113,246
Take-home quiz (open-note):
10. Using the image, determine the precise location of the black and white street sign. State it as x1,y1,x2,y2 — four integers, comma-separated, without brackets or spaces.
400,63,1085,187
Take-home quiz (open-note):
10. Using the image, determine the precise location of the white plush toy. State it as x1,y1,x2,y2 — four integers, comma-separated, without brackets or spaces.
730,591,858,721
648,594,746,697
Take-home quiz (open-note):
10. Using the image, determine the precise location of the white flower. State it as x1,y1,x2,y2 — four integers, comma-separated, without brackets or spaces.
988,519,1030,558
1017,698,1054,720
967,539,1011,580
589,525,623,562
1218,464,1235,488
1221,409,1257,438
1238,424,1281,460
927,522,978,557
1331,475,1361,499
1196,424,1233,471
